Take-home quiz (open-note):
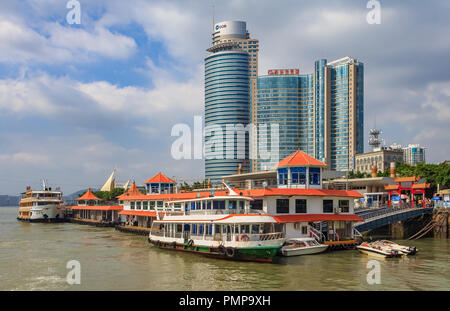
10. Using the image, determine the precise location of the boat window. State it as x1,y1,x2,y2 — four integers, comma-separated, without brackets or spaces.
190,202,195,210
150,201,155,209
276,199,290,213
301,226,308,235
174,203,181,209
204,224,212,235
199,224,204,235
234,225,240,234
130,202,135,210
176,224,183,233
251,225,259,234
239,201,244,209
323,200,333,213
213,200,225,209
196,201,201,210
157,201,163,208
250,199,263,210
184,224,190,232
228,200,237,209
295,199,307,213
339,200,349,213
136,201,141,210
241,225,250,234
215,224,221,234
206,201,212,209
192,224,197,235
226,225,232,234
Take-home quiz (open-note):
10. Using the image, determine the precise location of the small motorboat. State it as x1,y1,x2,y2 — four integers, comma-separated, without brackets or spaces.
280,238,328,257
372,240,418,255
357,242,403,258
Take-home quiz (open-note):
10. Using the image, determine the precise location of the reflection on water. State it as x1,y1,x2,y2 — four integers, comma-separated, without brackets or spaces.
0,206,448,290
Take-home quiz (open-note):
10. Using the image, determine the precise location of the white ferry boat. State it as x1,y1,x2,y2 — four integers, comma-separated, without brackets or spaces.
17,180,65,222
148,186,286,262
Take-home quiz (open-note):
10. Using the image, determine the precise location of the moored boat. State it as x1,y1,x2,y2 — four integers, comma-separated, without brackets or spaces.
372,240,418,255
17,180,65,222
280,238,329,257
356,242,403,258
148,186,285,262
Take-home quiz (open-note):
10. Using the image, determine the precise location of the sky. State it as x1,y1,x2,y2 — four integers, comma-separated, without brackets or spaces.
0,0,449,195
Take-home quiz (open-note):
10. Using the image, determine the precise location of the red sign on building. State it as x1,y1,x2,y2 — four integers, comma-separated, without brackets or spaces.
268,69,300,75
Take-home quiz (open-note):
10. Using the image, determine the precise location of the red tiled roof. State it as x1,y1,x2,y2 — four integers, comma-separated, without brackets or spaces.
273,214,364,223
118,210,157,217
242,188,363,198
76,189,100,201
144,172,176,184
118,182,147,200
275,150,326,168
71,205,123,211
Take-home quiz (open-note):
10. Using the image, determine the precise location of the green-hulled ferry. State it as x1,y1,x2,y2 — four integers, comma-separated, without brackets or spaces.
148,186,285,263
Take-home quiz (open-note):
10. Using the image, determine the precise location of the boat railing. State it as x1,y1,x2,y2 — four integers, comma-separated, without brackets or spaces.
237,232,285,242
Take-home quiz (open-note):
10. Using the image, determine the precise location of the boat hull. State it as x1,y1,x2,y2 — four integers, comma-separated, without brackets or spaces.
281,245,329,257
148,238,281,263
356,246,403,258
17,204,65,222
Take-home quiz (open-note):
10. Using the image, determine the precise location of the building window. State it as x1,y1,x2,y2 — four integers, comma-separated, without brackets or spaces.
150,183,159,193
278,168,288,185
250,199,263,210
276,199,290,214
323,200,333,213
295,199,307,213
309,168,321,185
302,226,308,235
291,167,306,184
339,200,349,213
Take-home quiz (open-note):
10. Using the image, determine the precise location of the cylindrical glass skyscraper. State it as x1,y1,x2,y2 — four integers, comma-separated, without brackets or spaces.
204,49,250,183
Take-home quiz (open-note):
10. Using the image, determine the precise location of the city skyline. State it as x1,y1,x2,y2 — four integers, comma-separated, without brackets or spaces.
0,0,449,195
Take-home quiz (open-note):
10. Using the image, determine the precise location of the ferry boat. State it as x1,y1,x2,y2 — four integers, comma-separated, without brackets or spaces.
17,180,65,222
148,186,285,262
356,242,403,258
280,238,329,257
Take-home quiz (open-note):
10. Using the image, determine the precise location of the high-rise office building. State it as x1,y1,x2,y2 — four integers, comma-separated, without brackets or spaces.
402,144,426,165
256,69,314,170
254,57,364,172
204,21,256,183
210,21,259,172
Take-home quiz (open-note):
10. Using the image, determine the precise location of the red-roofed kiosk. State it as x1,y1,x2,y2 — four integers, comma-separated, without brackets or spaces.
71,189,123,227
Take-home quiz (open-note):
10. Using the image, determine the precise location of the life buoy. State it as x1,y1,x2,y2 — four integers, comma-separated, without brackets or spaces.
218,244,226,255
225,247,235,258
187,239,194,247
240,234,249,242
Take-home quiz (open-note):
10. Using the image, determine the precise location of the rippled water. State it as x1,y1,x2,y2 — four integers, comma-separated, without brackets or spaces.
0,206,449,290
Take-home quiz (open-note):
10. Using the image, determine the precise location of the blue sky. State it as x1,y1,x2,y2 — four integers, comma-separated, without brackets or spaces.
0,0,449,195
